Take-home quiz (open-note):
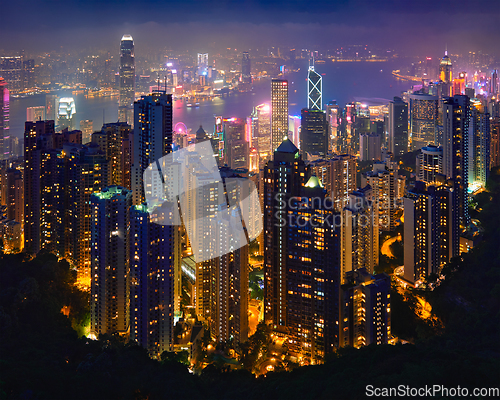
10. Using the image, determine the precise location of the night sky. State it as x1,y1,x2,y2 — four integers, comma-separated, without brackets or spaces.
1,0,500,56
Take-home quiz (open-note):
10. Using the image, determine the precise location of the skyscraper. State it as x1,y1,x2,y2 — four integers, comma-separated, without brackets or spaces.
194,167,249,344
404,179,458,284
453,72,466,96
224,118,248,169
469,100,490,189
45,94,58,122
197,53,208,77
251,103,271,168
58,97,76,130
409,93,438,150
80,120,93,144
92,122,132,189
285,176,341,363
491,70,498,95
132,91,173,205
22,59,35,90
491,118,500,169
309,154,357,212
388,97,408,156
241,52,251,84
0,56,22,93
359,132,382,161
439,52,453,98
307,58,322,110
300,108,328,157
27,106,45,123
66,143,110,288
341,186,379,283
362,161,398,231
264,138,308,330
442,95,470,227
23,120,56,253
416,145,443,183
325,101,340,153
271,79,289,153
90,186,132,337
0,78,8,161
3,168,23,224
340,268,391,348
119,35,135,125
130,205,180,358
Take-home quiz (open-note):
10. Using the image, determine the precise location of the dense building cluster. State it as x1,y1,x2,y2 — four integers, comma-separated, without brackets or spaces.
0,38,499,370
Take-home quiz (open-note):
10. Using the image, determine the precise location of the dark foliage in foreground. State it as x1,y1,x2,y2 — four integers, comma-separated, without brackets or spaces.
2,171,500,399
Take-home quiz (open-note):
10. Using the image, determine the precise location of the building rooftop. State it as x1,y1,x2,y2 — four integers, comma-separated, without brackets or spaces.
276,137,298,153
305,175,323,188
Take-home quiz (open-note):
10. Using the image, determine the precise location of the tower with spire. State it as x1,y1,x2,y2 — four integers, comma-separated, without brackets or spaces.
439,49,452,97
307,53,322,110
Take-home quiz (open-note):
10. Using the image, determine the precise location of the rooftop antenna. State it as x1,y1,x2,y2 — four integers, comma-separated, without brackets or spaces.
309,51,315,70
445,44,448,56
164,75,167,92
103,108,105,125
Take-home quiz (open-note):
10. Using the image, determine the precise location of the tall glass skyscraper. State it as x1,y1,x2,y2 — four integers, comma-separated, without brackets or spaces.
271,79,289,152
119,35,135,125
307,59,322,110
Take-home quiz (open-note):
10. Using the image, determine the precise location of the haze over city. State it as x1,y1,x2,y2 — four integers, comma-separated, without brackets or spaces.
0,1,500,399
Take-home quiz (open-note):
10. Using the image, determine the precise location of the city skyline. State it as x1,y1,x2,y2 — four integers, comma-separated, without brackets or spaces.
1,1,500,397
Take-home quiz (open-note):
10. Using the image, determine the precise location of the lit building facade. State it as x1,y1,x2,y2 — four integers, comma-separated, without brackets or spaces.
130,205,180,358
286,176,341,363
224,118,248,170
362,163,397,231
271,79,289,153
409,93,438,150
27,106,45,123
442,95,470,227
58,97,76,130
416,145,443,183
264,139,308,331
90,186,132,337
309,154,357,212
0,78,9,161
307,60,322,110
403,180,458,285
23,120,56,253
251,104,271,167
80,120,93,144
132,91,173,205
359,132,382,161
341,186,379,283
469,101,490,190
340,268,391,348
119,35,135,125
300,108,328,157
194,168,249,344
439,52,452,98
0,57,22,93
92,122,132,190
